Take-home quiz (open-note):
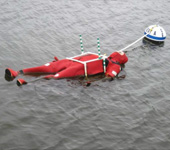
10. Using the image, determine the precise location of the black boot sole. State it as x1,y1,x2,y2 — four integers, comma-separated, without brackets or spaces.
4,69,13,81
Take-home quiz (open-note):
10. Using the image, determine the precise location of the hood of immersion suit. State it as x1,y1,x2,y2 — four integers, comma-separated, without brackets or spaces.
108,51,128,64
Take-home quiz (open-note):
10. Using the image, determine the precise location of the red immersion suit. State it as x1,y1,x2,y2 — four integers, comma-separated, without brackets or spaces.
5,51,128,81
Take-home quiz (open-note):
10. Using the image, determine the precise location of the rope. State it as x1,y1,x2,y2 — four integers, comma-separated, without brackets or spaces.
119,34,146,52
119,26,156,52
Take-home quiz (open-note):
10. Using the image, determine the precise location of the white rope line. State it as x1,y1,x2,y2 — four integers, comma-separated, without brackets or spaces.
119,34,146,52
119,26,155,52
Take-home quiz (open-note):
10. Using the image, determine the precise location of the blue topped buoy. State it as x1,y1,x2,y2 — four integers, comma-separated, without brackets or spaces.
144,25,166,42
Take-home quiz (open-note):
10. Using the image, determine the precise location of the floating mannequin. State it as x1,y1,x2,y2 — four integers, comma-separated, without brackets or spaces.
5,36,128,86
5,51,128,86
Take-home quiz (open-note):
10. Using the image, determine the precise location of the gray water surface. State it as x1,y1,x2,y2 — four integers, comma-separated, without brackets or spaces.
0,0,170,150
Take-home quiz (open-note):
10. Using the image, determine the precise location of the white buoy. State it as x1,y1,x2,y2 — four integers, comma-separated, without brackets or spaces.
144,25,166,42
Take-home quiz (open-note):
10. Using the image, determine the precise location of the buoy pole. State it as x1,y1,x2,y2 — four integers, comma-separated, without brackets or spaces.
97,38,101,59
103,54,106,73
79,35,84,54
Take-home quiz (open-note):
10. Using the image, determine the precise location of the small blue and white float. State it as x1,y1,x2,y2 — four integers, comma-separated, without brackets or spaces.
144,25,166,42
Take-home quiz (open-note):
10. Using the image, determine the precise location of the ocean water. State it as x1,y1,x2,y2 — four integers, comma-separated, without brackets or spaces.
0,0,170,150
